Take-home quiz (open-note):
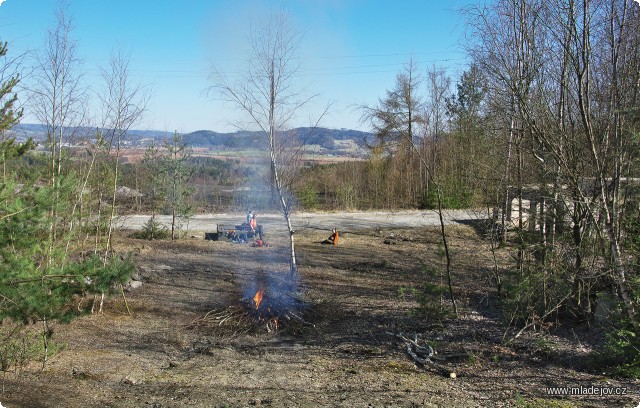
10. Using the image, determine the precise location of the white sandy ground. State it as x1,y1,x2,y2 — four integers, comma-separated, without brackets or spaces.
114,209,486,234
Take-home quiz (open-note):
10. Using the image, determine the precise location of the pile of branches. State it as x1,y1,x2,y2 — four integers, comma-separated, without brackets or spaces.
187,305,257,336
187,292,314,335
187,270,316,335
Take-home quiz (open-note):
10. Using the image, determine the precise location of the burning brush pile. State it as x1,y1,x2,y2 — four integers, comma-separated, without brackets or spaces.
189,271,314,335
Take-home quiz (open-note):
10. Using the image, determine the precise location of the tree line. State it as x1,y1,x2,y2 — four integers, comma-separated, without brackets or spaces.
0,3,149,373
296,0,640,374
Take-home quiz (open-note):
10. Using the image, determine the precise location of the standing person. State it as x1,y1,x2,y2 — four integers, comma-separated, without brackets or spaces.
246,209,253,226
250,213,257,231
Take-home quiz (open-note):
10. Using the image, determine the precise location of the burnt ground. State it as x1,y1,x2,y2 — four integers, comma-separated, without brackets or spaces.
1,224,639,407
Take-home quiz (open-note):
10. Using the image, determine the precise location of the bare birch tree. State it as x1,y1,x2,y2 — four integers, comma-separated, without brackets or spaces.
210,10,317,276
82,48,148,314
30,1,86,266
98,48,149,259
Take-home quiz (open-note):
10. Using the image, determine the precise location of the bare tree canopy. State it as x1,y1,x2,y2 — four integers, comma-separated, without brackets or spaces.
209,9,321,275
465,0,640,332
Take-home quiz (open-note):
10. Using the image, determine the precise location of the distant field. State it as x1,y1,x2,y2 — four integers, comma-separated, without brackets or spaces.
120,146,365,164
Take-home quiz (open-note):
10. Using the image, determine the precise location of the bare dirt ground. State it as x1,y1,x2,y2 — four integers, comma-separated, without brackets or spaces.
115,209,481,232
1,215,639,407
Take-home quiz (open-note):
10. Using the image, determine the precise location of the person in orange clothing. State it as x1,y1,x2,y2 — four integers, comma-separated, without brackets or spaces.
250,213,257,231
324,228,339,245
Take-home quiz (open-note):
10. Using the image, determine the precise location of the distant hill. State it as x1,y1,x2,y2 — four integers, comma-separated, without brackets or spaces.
8,124,174,144
183,127,374,150
183,130,265,149
8,123,374,155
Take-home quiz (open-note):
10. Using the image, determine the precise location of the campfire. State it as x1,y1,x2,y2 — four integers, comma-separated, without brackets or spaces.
251,286,280,331
189,270,313,335
243,276,311,332
253,288,264,309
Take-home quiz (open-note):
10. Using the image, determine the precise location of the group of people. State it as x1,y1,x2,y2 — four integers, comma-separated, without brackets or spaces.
246,209,338,246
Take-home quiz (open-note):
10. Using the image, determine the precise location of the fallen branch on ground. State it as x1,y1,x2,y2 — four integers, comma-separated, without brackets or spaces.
388,332,457,378
288,311,315,327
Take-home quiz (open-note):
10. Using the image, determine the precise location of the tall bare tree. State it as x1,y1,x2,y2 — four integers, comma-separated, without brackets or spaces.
360,58,426,206
425,65,451,147
211,10,317,276
98,48,149,259
30,1,87,268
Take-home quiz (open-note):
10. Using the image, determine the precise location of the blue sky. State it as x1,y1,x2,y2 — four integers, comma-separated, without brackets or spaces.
1,0,474,133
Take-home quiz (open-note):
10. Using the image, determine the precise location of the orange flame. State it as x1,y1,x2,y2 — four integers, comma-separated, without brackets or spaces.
253,288,264,309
